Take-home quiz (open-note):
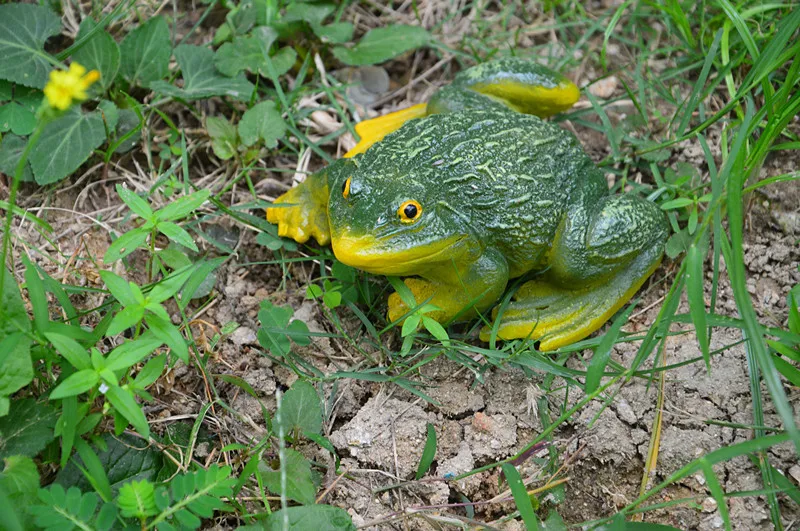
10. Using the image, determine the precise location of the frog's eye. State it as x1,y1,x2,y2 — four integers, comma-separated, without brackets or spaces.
342,177,351,199
398,200,422,223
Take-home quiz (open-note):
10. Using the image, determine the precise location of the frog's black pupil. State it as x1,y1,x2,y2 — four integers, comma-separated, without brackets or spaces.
342,180,348,194
404,204,418,219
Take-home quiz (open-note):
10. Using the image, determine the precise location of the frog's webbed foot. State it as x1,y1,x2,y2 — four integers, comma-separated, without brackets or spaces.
266,171,330,245
480,243,663,351
387,278,447,323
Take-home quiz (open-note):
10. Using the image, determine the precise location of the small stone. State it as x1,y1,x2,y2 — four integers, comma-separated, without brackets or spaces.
788,464,800,482
230,326,257,346
589,76,618,98
702,497,717,512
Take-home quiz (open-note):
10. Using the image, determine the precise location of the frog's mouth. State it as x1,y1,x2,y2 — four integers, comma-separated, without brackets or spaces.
331,232,467,275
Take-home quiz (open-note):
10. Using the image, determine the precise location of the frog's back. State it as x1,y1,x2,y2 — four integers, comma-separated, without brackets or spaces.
357,109,607,275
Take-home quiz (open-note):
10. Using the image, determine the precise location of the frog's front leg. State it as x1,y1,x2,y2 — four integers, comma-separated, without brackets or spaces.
266,169,331,245
481,195,668,350
388,249,509,326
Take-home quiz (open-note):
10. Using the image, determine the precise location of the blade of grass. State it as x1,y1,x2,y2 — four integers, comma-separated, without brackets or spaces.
501,463,540,530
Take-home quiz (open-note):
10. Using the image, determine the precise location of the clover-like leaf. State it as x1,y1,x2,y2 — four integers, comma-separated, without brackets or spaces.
151,45,254,101
238,100,286,148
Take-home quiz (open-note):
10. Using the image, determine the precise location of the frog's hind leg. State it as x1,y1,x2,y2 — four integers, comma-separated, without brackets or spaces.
345,103,428,158
480,194,668,350
428,58,580,118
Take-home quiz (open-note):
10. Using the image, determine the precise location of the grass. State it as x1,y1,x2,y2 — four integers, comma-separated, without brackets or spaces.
0,0,798,529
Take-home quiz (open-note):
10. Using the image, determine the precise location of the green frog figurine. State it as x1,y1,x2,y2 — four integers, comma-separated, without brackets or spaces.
267,58,668,350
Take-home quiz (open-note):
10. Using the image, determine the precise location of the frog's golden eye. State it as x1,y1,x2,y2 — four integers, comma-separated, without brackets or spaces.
398,200,422,223
342,177,351,199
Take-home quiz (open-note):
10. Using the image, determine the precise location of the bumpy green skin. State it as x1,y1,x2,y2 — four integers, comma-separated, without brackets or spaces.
273,58,669,348
327,110,668,334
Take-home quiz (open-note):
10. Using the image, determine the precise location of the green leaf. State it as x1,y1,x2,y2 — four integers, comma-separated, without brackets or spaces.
263,505,356,530
99,270,138,306
0,87,38,136
30,485,99,531
56,433,163,496
105,385,150,438
0,454,39,527
146,315,188,363
502,463,540,530
117,479,158,518
115,183,153,219
659,197,694,210
332,25,430,66
686,240,710,369
421,316,449,344
313,22,354,44
0,399,57,459
29,108,107,185
120,17,171,86
238,100,286,148
104,228,149,263
259,448,316,505
158,221,198,252
277,380,322,436
213,28,277,78
207,116,239,160
105,336,163,372
151,44,254,101
0,266,33,401
50,369,100,399
415,423,437,480
585,301,637,394
148,265,195,303
134,354,167,389
106,305,145,336
46,332,92,370
0,4,61,88
155,189,210,222
73,18,121,90
22,255,49,332
97,99,119,131
0,134,33,182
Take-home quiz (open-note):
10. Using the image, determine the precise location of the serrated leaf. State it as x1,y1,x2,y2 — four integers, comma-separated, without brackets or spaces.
0,399,57,459
151,45,254,101
74,18,121,90
0,455,39,503
277,380,322,436
29,108,107,185
0,134,34,182
259,448,316,505
0,4,61,88
57,433,163,495
332,25,430,66
0,266,33,401
120,17,171,86
263,505,356,531
239,100,286,148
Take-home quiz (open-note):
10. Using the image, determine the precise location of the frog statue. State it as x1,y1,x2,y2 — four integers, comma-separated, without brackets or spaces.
267,58,668,350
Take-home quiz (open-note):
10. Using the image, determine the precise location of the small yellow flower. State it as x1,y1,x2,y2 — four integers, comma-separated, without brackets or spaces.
43,62,101,111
